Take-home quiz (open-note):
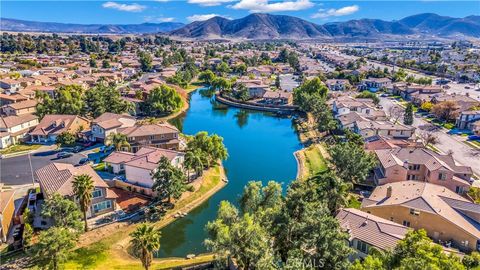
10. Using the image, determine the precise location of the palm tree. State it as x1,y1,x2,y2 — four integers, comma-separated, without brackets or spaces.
72,174,94,232
107,133,131,151
184,151,195,181
130,223,161,270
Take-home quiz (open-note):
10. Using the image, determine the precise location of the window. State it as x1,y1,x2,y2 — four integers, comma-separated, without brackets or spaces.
438,173,447,180
410,208,420,216
150,135,155,140
403,220,411,227
92,200,112,213
92,188,102,198
407,174,418,180
356,240,369,254
408,164,420,171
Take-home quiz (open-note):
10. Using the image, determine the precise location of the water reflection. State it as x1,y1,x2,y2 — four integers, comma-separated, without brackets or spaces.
157,89,301,257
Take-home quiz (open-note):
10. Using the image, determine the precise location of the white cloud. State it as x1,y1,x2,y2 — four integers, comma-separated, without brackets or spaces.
144,16,175,22
188,0,236,7
231,0,314,13
311,5,359,19
187,14,224,22
102,2,146,12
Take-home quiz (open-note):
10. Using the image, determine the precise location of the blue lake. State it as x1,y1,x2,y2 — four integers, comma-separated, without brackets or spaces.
157,89,302,257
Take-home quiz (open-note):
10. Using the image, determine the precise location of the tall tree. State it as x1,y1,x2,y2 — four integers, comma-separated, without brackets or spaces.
72,174,94,232
32,227,78,270
329,142,377,184
138,51,153,72
151,156,186,203
143,85,183,116
404,102,414,125
130,223,162,270
41,193,83,232
198,70,216,85
431,101,459,122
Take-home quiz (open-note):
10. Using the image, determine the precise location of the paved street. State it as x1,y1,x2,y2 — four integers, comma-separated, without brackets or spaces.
0,150,85,186
380,97,480,176
279,74,299,92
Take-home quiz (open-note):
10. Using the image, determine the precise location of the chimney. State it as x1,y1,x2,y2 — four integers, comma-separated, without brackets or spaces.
386,186,393,198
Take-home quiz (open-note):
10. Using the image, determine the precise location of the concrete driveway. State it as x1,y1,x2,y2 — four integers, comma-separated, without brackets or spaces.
0,149,85,186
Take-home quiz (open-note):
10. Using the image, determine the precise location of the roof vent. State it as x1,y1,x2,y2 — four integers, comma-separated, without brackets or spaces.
386,186,393,198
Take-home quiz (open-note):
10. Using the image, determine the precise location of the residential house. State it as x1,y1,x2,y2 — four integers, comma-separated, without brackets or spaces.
35,163,117,218
1,99,37,116
90,112,136,142
359,78,392,92
235,79,269,99
29,114,90,143
362,182,480,252
336,208,408,259
0,190,16,242
332,96,376,116
118,123,180,152
326,79,350,91
103,146,185,189
0,114,39,149
262,90,293,105
456,111,480,130
0,79,22,93
354,120,416,139
373,147,472,194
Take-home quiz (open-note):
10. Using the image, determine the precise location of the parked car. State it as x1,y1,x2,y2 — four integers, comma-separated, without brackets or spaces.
56,152,73,159
78,157,92,165
468,135,480,141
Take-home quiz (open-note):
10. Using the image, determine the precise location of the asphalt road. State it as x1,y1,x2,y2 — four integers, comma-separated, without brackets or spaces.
0,149,85,186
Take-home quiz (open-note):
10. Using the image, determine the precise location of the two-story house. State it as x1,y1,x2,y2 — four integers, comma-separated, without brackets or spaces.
35,163,118,219
456,111,480,131
90,112,136,142
117,123,180,152
362,182,480,252
103,146,184,191
0,114,39,149
373,147,473,194
325,79,350,91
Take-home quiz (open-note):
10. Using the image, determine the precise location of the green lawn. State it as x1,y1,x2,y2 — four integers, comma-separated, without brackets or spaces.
303,145,328,177
0,144,41,155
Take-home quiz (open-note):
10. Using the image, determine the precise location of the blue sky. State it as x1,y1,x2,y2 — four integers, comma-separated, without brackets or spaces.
1,1,479,25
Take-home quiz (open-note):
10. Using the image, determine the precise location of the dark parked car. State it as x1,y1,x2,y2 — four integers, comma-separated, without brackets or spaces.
78,157,92,165
468,135,480,141
56,152,73,159
72,146,83,153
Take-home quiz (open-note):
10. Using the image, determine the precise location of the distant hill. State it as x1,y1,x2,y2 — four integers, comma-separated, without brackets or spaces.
170,13,331,39
0,18,185,34
170,13,480,40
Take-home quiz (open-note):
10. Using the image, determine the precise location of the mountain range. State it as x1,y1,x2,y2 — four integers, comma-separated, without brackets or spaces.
1,13,479,39
0,18,185,34
170,13,480,39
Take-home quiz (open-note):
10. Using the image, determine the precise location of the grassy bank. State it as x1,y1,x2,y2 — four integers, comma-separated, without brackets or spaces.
62,165,226,270
0,144,41,155
296,144,328,179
